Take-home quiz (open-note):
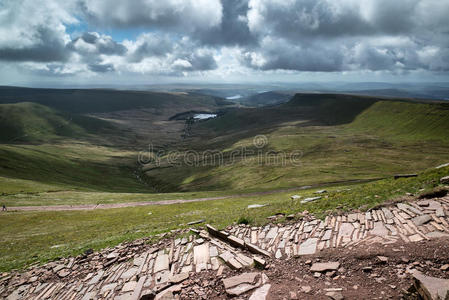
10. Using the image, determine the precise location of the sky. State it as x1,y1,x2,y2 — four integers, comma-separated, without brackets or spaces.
0,0,449,86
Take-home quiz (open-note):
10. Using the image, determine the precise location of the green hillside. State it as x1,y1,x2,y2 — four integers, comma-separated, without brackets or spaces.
144,94,449,191
0,102,114,143
0,88,236,194
0,102,152,193
199,93,378,136
347,100,449,141
0,143,149,193
285,93,378,125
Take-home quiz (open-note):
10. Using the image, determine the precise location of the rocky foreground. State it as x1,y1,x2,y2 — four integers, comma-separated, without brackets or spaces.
2,193,449,299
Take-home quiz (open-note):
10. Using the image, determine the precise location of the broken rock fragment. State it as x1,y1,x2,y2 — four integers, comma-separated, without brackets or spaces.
222,272,266,296
310,262,340,273
413,271,449,300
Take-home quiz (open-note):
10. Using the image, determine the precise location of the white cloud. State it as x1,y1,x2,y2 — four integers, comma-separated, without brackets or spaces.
0,0,448,83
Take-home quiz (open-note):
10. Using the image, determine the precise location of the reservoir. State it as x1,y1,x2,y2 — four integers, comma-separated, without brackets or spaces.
193,113,217,120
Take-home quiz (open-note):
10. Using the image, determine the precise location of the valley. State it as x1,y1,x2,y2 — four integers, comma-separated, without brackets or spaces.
0,87,448,298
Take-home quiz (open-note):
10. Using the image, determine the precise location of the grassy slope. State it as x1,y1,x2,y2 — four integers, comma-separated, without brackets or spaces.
0,102,114,143
0,102,149,193
347,100,449,140
0,89,233,195
0,143,147,193
144,95,449,191
0,165,447,272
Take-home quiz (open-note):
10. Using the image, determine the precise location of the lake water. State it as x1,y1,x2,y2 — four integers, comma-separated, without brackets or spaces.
226,94,242,100
193,113,217,120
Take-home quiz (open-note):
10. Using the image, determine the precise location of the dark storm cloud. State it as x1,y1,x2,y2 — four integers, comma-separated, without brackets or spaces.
171,50,218,72
80,0,222,32
88,62,115,72
247,0,422,39
192,0,257,47
245,40,346,72
2,0,449,78
68,32,127,56
188,53,218,71
128,34,174,63
0,26,69,62
81,32,98,44
244,0,449,72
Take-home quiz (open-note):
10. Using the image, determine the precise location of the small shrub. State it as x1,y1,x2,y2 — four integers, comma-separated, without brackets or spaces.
237,216,252,225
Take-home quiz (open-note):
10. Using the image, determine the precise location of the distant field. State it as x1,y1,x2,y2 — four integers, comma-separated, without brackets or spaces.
1,189,235,207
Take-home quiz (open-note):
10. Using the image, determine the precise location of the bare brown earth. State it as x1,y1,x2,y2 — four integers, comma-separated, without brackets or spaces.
176,237,449,299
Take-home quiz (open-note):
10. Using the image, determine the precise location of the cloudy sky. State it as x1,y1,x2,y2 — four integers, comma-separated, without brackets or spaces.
0,0,448,86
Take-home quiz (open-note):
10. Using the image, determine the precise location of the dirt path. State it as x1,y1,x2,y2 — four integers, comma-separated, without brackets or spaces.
6,178,382,212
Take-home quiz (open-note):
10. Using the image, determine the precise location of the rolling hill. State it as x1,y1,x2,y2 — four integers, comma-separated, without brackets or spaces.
0,88,235,194
0,102,115,143
1,90,448,195
242,91,294,107
0,86,230,114
143,94,449,191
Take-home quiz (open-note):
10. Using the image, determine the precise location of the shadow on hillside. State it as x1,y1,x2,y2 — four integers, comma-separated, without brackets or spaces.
184,93,379,151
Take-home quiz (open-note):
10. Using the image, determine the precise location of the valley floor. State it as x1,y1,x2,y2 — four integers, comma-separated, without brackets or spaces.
4,178,378,211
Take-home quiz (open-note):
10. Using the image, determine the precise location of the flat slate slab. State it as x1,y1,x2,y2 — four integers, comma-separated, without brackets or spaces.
436,208,445,217
371,222,389,237
121,268,138,280
265,227,278,240
426,231,449,239
298,238,318,255
223,273,264,296
153,254,169,273
193,243,209,265
417,200,442,211
223,273,260,289
412,215,432,226
322,230,332,241
87,270,104,285
338,223,354,237
121,281,137,292
409,234,424,242
301,196,321,204
381,208,394,219
169,273,189,284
